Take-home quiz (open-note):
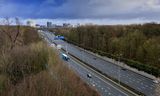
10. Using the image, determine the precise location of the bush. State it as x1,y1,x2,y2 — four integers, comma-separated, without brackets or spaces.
22,27,42,45
1,45,99,96
4,42,48,84
2,71,99,96
0,26,99,96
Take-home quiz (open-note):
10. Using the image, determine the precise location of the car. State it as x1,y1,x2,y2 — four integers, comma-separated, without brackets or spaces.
121,68,127,71
50,44,56,48
87,74,92,78
91,83,95,87
153,80,159,84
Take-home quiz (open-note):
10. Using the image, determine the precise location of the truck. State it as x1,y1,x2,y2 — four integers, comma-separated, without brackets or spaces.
57,44,62,50
61,53,70,61
54,35,65,40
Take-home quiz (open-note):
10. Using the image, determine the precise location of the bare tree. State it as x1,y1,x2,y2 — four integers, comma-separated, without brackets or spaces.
11,18,21,49
0,17,22,50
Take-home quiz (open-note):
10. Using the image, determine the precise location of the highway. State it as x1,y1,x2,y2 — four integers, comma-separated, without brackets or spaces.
63,52,133,96
39,30,160,96
39,30,137,96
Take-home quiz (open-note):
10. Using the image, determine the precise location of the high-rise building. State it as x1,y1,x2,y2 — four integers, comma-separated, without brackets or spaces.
47,22,52,28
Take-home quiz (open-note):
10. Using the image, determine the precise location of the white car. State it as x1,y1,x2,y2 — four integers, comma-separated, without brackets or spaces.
153,80,159,84
50,44,56,48
91,83,95,87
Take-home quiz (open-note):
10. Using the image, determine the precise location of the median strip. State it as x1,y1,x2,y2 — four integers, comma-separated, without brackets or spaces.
61,48,145,96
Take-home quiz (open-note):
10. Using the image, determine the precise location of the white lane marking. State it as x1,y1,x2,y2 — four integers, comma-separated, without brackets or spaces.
71,59,129,96
145,85,148,87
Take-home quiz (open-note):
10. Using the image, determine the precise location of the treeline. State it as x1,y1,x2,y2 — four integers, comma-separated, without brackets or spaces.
52,23,160,77
0,19,99,96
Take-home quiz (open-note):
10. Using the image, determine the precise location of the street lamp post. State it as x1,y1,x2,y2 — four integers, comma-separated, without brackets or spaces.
81,49,85,62
81,44,85,62
66,44,68,54
81,49,83,61
118,53,122,85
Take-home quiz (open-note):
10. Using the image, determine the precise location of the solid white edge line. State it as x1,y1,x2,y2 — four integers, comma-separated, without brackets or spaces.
70,58,129,96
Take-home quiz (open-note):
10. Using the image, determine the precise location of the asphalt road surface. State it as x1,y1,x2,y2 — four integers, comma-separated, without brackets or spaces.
39,31,134,96
39,31,160,96
64,53,131,96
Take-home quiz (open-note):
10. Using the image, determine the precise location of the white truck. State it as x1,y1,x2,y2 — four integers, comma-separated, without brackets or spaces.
61,53,70,61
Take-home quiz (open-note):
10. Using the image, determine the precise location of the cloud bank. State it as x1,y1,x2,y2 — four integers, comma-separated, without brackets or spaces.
0,0,160,24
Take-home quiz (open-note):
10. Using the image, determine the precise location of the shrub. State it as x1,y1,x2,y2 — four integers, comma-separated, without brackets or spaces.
1,45,99,96
5,42,48,84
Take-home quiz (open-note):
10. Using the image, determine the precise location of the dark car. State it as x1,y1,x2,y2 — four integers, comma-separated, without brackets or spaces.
87,74,92,78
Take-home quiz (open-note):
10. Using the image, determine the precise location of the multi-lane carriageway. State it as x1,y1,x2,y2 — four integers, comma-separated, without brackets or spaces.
39,30,160,96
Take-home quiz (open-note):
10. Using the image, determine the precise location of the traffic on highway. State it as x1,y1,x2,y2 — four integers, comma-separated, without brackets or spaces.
38,30,160,96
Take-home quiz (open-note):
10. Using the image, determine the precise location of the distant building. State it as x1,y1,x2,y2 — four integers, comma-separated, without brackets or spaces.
73,23,81,27
40,25,46,28
26,20,36,27
47,22,52,28
85,23,95,26
63,23,72,28
55,25,63,28
35,24,41,28
51,24,56,28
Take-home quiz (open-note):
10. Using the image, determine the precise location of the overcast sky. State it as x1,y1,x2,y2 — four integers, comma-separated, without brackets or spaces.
0,0,160,25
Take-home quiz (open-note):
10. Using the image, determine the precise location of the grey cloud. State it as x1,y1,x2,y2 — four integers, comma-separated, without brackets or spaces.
40,0,160,20
0,0,160,21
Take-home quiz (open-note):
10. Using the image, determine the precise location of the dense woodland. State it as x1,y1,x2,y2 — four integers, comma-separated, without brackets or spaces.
0,19,99,96
52,23,160,77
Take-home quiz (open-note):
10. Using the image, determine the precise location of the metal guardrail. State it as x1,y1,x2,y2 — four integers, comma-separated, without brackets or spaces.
41,31,144,96
61,48,145,96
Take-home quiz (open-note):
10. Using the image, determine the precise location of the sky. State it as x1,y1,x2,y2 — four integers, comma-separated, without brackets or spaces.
0,0,160,25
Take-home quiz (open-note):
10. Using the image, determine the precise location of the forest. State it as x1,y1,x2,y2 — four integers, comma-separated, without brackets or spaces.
52,23,160,77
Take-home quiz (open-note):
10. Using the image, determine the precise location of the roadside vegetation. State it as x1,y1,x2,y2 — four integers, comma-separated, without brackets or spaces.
51,23,160,77
0,18,99,96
